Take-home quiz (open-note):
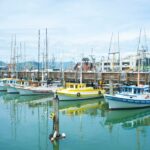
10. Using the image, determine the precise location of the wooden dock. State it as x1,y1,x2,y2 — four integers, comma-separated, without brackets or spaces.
0,71,150,85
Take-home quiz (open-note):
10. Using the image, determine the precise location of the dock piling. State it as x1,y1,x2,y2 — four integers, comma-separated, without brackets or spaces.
50,94,66,142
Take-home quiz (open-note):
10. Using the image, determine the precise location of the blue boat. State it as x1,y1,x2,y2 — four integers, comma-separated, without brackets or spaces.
104,85,150,110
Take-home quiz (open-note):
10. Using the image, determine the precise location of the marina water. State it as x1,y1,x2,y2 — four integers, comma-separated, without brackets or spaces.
0,92,150,150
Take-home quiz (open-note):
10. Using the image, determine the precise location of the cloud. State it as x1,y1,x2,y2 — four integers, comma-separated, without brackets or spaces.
0,0,150,62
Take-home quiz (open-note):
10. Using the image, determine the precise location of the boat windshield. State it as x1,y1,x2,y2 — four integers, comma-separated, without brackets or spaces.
66,83,87,89
120,86,148,95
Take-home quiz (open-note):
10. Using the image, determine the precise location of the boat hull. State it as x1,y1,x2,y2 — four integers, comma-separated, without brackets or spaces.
57,93,103,101
17,87,54,96
104,94,150,110
7,86,19,94
0,86,7,91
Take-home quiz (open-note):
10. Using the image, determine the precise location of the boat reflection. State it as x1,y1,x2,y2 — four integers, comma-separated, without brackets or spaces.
2,93,53,104
105,108,150,129
59,98,106,116
1,93,52,150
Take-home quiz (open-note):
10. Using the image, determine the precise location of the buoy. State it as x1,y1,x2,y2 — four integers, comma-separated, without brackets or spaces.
61,133,66,138
77,92,80,97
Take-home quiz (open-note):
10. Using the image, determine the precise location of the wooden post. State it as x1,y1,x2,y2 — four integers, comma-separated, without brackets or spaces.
53,95,59,136
109,78,113,95
50,95,66,142
53,141,59,150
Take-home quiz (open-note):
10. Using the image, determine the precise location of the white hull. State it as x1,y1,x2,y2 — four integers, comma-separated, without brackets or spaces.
105,94,150,110
7,86,19,94
17,86,55,96
0,86,7,91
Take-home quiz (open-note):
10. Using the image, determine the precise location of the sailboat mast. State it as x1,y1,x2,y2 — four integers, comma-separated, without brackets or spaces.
118,32,121,72
137,29,142,86
13,34,16,78
45,28,49,79
107,33,113,72
10,35,13,73
42,52,44,81
38,30,40,81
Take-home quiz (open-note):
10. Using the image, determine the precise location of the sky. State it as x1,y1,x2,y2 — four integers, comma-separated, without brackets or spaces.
0,0,150,63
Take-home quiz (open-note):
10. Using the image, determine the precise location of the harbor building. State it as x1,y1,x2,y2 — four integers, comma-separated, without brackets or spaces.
100,52,150,72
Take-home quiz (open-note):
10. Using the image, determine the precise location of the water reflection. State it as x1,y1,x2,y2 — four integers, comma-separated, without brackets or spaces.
105,108,150,128
104,109,150,150
0,93,54,150
1,92,150,150
59,98,105,116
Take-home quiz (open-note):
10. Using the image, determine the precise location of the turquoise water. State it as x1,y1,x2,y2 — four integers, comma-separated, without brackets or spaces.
0,92,150,150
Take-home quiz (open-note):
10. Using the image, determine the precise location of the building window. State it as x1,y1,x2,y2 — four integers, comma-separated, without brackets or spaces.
104,63,110,65
122,62,130,65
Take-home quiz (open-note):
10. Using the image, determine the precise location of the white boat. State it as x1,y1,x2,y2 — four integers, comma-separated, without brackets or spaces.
0,78,7,91
104,85,150,110
6,79,24,94
56,82,105,101
0,78,22,93
17,80,61,96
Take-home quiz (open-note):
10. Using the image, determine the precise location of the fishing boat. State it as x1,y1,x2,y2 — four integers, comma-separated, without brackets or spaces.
104,31,150,110
104,85,150,110
56,82,105,101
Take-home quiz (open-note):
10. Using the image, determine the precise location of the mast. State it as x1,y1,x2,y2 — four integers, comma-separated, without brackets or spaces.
107,33,113,72
118,32,121,72
13,34,16,78
45,28,49,79
137,29,142,86
38,30,40,81
107,33,120,72
23,42,27,79
19,42,22,72
10,35,13,73
42,52,44,81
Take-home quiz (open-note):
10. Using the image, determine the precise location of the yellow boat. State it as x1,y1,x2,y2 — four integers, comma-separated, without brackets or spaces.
56,82,105,101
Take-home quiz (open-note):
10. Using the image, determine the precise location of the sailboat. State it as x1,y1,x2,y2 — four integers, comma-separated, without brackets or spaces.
56,57,105,101
16,29,61,96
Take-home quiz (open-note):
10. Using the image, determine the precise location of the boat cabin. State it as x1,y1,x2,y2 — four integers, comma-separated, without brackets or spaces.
120,85,149,95
65,83,87,89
